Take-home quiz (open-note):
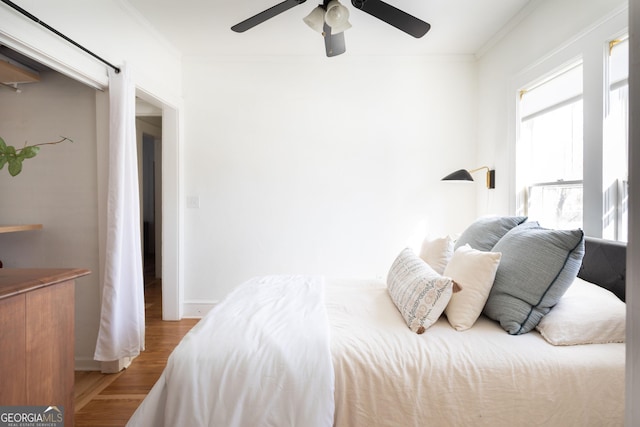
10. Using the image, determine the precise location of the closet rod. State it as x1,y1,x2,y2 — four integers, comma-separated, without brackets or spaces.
1,0,120,73
0,82,21,93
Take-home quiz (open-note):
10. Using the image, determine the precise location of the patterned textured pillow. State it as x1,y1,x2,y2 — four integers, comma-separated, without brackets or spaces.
387,248,454,334
483,225,585,335
419,235,454,275
454,216,528,251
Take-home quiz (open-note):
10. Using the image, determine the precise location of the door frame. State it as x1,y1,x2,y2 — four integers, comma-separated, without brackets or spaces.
137,90,182,320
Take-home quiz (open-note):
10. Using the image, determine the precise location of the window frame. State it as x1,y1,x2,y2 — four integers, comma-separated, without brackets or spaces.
508,18,629,240
603,35,629,241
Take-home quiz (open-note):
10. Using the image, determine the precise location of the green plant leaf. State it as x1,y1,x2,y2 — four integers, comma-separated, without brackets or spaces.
20,146,40,159
1,135,73,177
8,158,23,176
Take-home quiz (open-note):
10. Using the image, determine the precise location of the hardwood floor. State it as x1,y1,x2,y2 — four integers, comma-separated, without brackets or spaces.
74,278,199,426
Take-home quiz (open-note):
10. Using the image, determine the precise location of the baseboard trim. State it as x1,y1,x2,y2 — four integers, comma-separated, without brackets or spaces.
182,300,218,318
75,357,102,372
100,357,134,374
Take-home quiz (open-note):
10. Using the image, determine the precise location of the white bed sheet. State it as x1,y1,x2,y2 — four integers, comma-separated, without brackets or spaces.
327,278,625,427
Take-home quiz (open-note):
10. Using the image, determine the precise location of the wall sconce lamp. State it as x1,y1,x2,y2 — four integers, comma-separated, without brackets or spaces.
441,166,496,189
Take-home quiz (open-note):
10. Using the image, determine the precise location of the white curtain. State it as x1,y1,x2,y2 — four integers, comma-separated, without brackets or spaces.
94,63,145,362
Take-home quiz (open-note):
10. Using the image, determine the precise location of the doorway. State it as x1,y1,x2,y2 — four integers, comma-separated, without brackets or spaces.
135,110,162,287
134,91,182,321
136,96,181,322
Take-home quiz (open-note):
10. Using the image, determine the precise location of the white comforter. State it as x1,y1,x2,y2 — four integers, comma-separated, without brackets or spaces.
127,275,334,427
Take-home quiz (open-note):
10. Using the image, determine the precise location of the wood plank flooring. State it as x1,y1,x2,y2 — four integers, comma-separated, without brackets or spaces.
74,279,199,426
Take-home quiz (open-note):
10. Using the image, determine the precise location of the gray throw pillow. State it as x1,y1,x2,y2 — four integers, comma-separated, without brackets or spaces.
454,216,528,251
483,225,585,335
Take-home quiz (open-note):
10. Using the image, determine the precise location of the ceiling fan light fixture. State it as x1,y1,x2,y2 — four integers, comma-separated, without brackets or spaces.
324,0,351,34
303,6,326,34
233,0,431,56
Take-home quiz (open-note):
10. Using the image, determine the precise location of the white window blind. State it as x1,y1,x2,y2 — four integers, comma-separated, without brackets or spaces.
520,63,583,120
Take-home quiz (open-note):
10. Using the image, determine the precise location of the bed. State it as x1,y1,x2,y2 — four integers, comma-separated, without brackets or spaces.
127,218,626,427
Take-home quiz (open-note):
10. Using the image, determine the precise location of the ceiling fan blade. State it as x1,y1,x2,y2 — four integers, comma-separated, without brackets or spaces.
231,0,307,33
323,23,346,57
351,0,430,38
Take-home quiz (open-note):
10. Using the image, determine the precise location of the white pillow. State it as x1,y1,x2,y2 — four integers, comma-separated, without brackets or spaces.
444,244,502,331
419,235,454,275
387,248,454,334
536,277,626,345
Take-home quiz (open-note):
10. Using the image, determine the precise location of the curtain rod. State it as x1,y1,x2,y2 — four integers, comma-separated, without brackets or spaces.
1,0,120,73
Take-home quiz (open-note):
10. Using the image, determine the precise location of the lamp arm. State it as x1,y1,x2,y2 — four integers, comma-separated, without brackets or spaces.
468,166,490,174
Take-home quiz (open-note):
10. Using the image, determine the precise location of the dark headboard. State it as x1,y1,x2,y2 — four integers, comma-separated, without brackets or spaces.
578,237,626,302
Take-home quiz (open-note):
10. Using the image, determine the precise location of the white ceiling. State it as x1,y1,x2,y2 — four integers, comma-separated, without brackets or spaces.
125,0,533,57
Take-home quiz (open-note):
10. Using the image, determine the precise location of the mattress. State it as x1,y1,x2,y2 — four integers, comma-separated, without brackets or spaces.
127,276,625,426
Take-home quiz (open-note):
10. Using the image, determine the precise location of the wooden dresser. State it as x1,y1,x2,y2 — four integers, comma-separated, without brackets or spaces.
0,268,90,426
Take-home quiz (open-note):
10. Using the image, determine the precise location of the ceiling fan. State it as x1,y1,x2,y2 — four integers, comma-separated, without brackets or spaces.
231,0,430,57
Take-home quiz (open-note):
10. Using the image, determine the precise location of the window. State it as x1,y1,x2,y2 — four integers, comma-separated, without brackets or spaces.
517,63,584,230
603,36,629,242
516,35,629,241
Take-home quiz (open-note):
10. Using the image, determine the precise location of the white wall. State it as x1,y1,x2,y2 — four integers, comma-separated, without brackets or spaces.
181,55,480,305
0,71,100,368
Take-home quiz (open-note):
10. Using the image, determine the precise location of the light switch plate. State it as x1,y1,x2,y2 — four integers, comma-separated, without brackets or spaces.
186,196,200,209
